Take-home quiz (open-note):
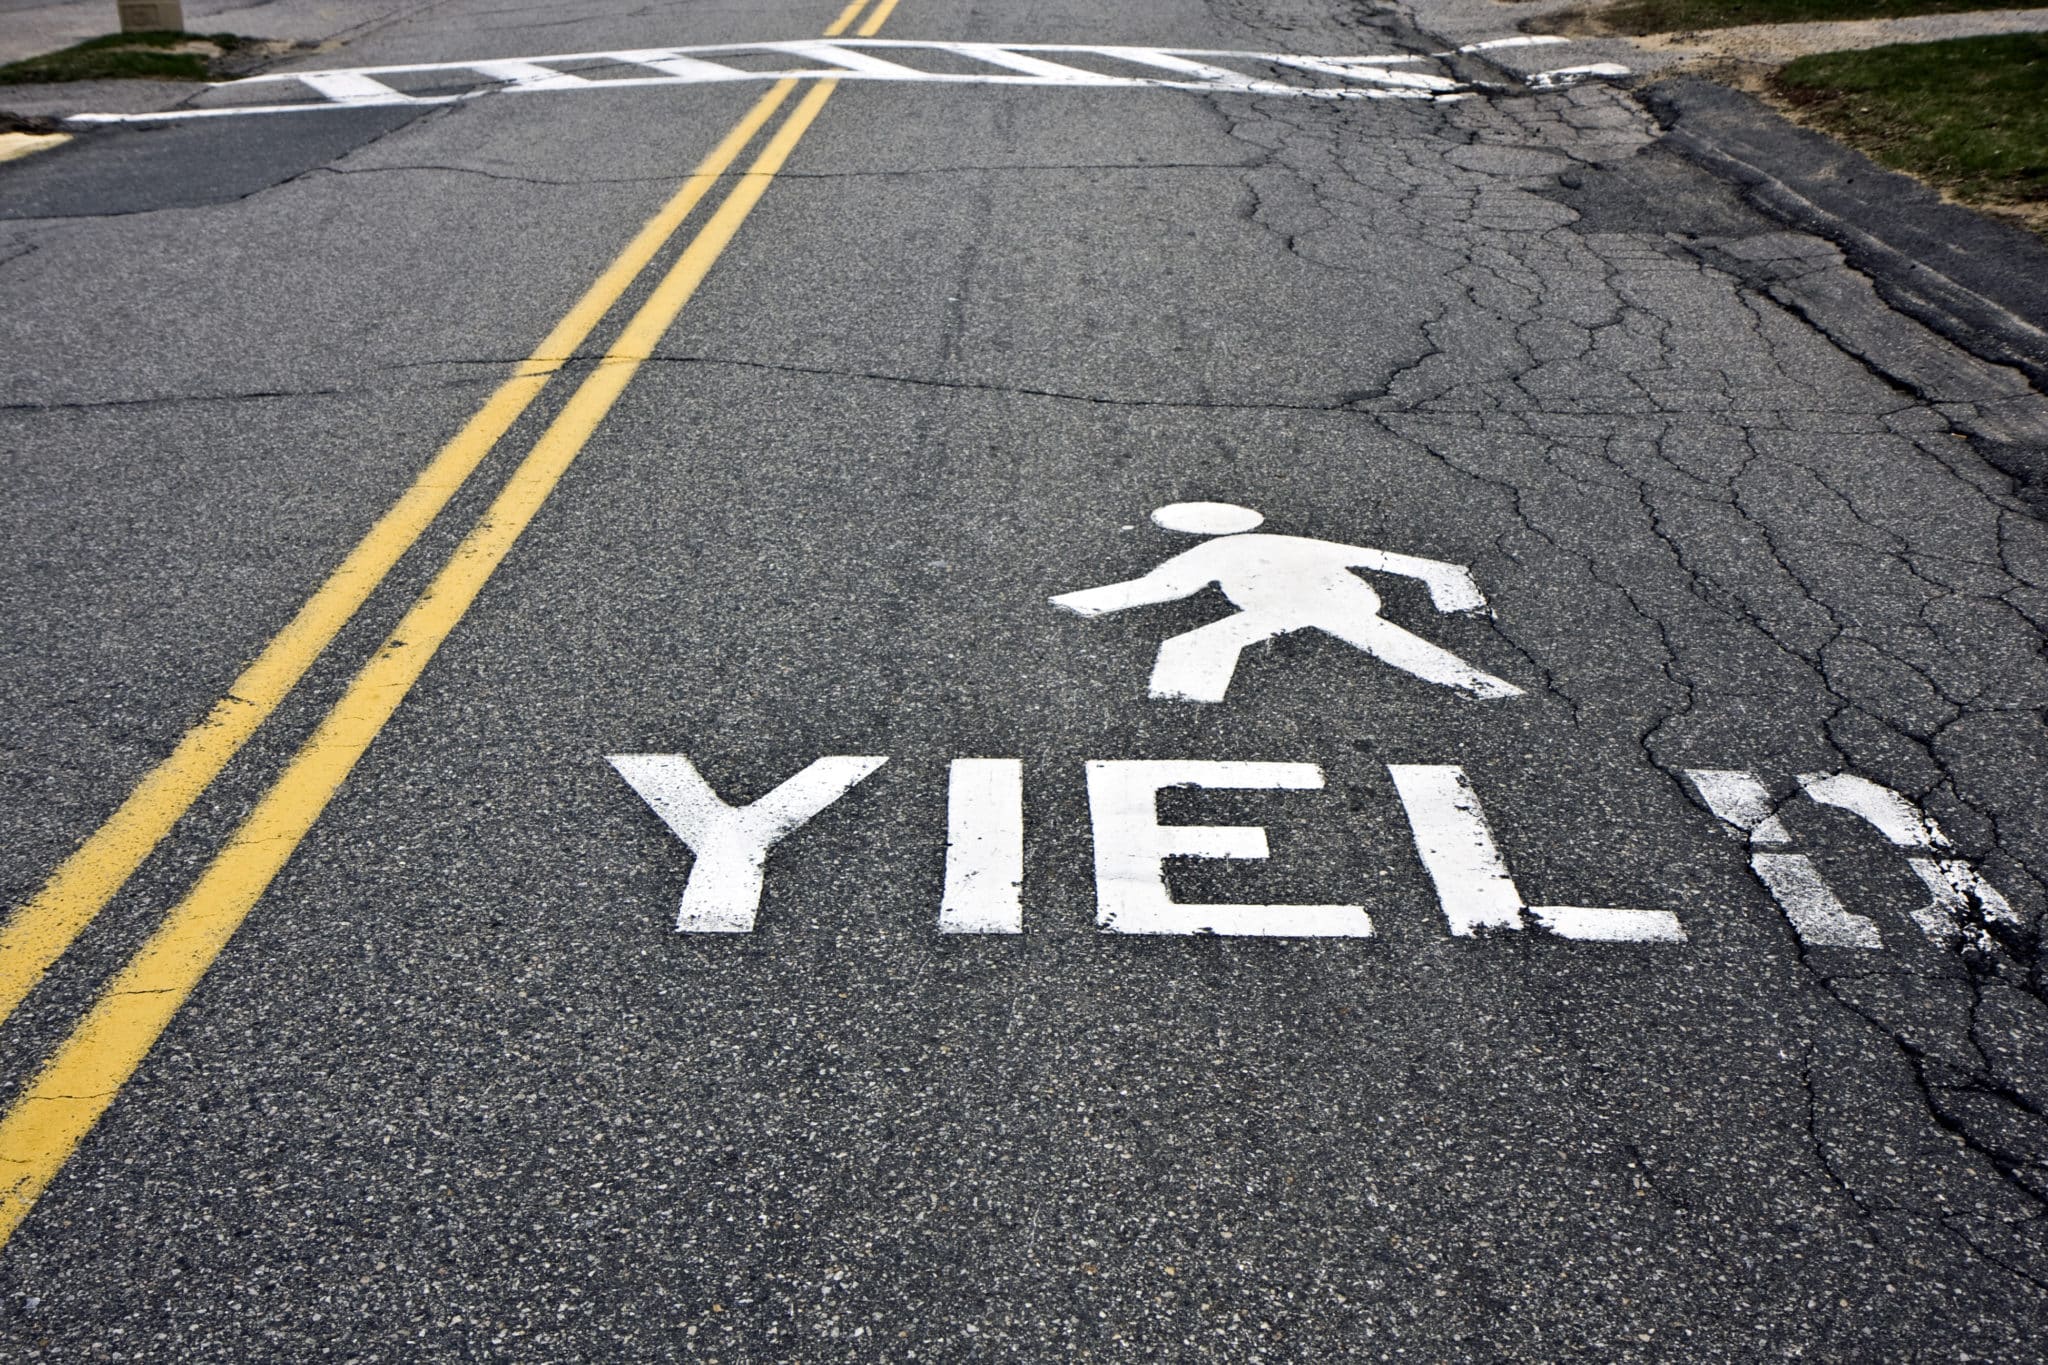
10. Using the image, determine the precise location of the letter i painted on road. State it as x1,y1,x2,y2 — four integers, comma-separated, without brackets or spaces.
940,758,1024,934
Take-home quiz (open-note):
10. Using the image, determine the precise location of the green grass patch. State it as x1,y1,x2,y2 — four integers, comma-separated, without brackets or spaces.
1773,34,2048,209
1597,0,2023,36
0,30,248,85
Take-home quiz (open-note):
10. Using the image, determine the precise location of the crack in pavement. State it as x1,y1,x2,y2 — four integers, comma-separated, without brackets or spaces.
1176,20,2048,1287
308,160,1264,188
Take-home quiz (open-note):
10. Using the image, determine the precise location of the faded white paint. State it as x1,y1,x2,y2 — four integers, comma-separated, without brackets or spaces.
1688,765,1884,947
1052,503,1520,703
1389,765,1685,942
466,59,598,92
292,70,423,106
597,753,2020,951
65,38,1624,122
1084,760,1373,937
1795,772,2023,947
1687,767,2032,950
1526,63,1635,89
1907,856,2022,948
1683,768,1792,846
1748,851,1884,949
1797,771,1951,849
940,758,1025,934
608,754,885,932
1455,37,1571,53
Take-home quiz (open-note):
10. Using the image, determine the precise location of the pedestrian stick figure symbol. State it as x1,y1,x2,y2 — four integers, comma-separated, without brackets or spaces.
1051,502,1523,704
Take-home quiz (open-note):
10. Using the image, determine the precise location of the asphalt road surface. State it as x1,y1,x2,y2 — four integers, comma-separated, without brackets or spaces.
3,0,2048,1358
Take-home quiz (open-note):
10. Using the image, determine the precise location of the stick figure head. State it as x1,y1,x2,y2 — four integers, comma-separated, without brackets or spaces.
1151,502,1264,536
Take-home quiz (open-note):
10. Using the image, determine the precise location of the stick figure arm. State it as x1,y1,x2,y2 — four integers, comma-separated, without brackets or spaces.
1346,548,1488,612
1050,553,1216,617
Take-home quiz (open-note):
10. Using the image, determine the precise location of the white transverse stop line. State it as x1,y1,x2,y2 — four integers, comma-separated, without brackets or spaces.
66,37,1629,123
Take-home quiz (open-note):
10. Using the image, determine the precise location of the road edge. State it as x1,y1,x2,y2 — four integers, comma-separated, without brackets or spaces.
1636,76,2048,395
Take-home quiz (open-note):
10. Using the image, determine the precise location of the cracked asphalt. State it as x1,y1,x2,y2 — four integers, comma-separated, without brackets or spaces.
2,0,2047,1358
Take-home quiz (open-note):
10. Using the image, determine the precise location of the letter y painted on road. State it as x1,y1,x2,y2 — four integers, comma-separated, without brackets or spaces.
609,754,886,931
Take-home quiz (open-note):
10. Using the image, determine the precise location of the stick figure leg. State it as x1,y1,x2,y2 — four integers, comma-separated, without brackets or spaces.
1321,615,1523,699
1149,613,1284,702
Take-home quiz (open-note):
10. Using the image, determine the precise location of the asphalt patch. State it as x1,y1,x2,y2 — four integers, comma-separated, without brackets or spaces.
1642,75,2048,390
0,105,428,220
1538,142,1766,236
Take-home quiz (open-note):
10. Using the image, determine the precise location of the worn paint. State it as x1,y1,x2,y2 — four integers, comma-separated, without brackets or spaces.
1747,851,1884,950
66,38,1628,122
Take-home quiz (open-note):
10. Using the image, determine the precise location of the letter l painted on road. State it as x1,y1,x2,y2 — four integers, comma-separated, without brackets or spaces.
1389,765,1686,942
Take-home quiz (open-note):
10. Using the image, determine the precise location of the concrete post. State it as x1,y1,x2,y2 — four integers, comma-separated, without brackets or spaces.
117,0,184,32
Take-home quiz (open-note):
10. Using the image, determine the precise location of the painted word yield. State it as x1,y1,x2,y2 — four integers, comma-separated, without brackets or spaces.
1050,503,1522,703
609,753,2018,952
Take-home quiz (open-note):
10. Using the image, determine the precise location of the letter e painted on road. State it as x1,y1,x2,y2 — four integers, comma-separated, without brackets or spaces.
1084,759,1373,937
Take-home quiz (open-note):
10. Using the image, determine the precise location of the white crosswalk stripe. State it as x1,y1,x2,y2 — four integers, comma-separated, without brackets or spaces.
65,37,1629,122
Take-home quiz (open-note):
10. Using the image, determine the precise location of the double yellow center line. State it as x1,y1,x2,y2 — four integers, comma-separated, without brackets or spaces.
0,0,900,1248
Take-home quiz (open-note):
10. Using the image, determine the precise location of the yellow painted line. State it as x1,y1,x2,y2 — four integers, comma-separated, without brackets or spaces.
0,82,791,1025
855,0,901,35
0,76,844,1249
0,132,70,164
824,0,870,34
0,0,881,1028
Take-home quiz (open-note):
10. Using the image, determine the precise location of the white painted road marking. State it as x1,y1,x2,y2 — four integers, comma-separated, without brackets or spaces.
609,754,886,932
1907,857,2021,951
65,38,1631,123
1052,503,1521,703
940,758,1025,934
1748,852,1884,949
1685,768,1884,948
1388,765,1687,942
1796,771,2021,948
1684,767,2019,951
603,754,2013,948
1384,765,1521,934
1798,771,1951,849
1085,760,1374,937
1680,769,1793,845
1525,63,1635,90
